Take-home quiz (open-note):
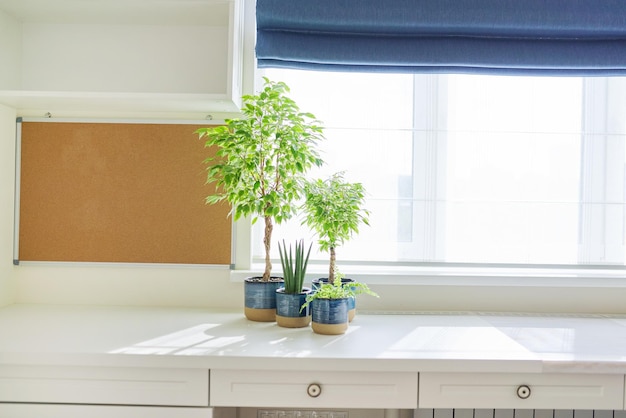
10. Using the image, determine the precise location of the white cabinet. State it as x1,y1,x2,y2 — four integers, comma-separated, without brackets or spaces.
210,369,418,409
0,0,248,116
0,404,214,418
0,365,209,407
419,372,624,410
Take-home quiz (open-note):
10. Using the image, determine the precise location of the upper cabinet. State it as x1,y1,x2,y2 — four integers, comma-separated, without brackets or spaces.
0,0,249,117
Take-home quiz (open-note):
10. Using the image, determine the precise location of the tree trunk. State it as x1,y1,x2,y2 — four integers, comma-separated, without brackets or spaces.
262,216,273,281
329,246,336,284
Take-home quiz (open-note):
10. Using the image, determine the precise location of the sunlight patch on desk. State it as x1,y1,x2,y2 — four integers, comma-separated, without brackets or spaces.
381,326,536,359
109,323,246,355
495,327,575,353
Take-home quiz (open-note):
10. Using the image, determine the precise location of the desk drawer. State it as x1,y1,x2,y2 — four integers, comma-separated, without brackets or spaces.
419,372,624,410
0,365,209,406
0,403,214,418
210,369,418,408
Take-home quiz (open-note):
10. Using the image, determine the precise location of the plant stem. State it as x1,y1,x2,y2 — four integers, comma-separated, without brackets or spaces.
329,246,336,283
263,215,273,281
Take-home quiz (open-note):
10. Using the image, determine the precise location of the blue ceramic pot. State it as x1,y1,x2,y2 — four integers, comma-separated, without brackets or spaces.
275,287,312,328
311,297,349,335
311,277,356,322
244,277,283,322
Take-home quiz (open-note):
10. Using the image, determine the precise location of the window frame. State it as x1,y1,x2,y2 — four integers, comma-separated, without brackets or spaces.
227,71,626,314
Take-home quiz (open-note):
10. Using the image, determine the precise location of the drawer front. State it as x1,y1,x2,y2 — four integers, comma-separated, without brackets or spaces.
0,403,213,418
419,372,624,410
0,365,209,406
210,369,418,409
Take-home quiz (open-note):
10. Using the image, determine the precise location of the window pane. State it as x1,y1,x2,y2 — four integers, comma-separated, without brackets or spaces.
444,76,582,264
252,70,415,264
253,69,626,268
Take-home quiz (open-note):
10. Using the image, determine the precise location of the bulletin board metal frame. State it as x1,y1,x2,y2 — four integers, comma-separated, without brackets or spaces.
13,118,232,266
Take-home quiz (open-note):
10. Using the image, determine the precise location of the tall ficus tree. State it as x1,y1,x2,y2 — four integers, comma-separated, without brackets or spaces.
197,78,324,281
302,172,370,282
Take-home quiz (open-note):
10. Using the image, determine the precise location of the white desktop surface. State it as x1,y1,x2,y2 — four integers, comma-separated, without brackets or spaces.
1,304,625,374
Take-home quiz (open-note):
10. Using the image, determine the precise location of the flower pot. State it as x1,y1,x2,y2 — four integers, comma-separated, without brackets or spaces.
311,277,356,322
310,297,349,335
244,277,283,322
275,287,312,328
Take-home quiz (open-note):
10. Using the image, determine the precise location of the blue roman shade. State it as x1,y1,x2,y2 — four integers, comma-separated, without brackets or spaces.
256,0,626,75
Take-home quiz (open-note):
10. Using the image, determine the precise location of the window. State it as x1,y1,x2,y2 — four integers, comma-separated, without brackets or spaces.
251,69,626,273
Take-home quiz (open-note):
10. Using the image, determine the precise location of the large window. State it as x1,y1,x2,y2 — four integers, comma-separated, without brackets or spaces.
252,70,626,271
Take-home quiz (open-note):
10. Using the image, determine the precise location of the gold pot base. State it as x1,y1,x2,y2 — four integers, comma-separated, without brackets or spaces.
276,315,311,328
311,321,348,335
244,307,276,322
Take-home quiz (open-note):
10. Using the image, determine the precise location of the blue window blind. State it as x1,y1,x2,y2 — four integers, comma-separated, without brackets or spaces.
256,0,626,75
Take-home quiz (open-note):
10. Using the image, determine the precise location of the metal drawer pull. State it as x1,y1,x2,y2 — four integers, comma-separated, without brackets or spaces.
517,384,531,399
307,383,322,398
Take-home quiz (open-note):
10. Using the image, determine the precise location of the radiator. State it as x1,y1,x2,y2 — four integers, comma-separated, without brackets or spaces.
418,409,626,418
253,409,626,418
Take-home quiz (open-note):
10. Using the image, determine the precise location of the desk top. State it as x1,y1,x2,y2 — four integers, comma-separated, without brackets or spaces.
1,304,625,374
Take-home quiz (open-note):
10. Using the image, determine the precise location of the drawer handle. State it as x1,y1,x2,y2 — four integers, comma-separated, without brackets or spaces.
307,383,322,398
517,385,531,399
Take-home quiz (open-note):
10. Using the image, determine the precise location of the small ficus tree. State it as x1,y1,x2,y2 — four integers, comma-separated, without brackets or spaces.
302,172,369,282
197,78,324,281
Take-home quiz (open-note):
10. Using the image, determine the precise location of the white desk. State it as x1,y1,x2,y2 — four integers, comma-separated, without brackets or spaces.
1,304,625,417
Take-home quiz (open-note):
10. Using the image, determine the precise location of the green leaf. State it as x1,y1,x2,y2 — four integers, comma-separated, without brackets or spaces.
197,77,326,278
301,172,369,270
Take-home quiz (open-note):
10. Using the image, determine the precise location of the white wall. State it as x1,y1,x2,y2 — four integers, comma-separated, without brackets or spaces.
14,264,242,308
0,2,248,309
0,104,16,307
21,23,227,94
0,8,21,90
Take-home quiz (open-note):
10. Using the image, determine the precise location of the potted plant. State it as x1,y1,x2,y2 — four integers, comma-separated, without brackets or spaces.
301,172,378,334
275,239,313,328
197,78,324,322
302,274,377,335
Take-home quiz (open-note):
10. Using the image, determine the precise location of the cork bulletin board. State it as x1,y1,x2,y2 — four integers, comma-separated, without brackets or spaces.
15,119,231,265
